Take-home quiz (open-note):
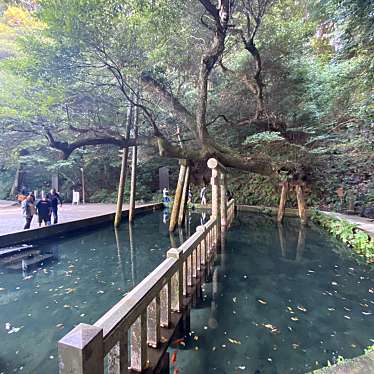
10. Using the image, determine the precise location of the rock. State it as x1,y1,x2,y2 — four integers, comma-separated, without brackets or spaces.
360,207,374,219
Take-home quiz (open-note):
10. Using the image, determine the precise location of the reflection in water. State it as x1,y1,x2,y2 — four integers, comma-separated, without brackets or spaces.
174,213,374,374
200,211,207,225
162,208,169,224
0,212,202,374
128,223,137,287
114,228,126,287
278,223,306,261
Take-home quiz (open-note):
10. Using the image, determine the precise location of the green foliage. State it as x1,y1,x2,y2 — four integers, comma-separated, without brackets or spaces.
312,210,374,263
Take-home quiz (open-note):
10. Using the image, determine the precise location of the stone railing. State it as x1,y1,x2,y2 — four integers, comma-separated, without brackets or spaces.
227,199,235,226
58,217,219,374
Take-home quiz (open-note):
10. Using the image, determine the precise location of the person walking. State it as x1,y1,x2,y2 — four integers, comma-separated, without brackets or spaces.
200,186,207,205
49,188,62,224
36,195,51,227
22,194,36,229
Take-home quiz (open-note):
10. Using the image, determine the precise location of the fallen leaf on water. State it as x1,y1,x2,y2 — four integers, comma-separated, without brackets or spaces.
297,306,307,312
228,338,241,345
8,326,24,334
263,323,279,333
258,299,267,305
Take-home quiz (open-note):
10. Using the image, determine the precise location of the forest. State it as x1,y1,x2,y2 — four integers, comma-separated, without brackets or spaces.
0,0,373,210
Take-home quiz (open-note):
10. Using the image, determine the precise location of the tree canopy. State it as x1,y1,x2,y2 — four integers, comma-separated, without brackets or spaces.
0,0,373,201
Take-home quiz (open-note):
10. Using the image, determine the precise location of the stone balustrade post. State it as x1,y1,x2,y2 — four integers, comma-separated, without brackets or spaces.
196,225,207,266
207,158,221,248
130,310,147,371
58,323,104,374
167,247,184,312
220,172,227,231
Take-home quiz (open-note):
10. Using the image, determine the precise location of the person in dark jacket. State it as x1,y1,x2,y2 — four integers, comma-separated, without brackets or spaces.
49,188,62,224
36,196,51,227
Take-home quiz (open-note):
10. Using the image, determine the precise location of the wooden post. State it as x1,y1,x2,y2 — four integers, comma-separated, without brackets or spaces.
114,148,129,227
295,184,307,224
58,323,104,374
277,181,289,223
129,104,139,223
178,165,190,226
220,172,227,231
169,160,187,232
114,104,133,227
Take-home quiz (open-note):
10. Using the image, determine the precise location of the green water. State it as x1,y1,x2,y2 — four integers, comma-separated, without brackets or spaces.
0,211,200,374
172,213,374,374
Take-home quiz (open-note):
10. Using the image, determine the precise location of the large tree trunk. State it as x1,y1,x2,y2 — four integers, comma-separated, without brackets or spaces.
169,160,187,232
10,163,24,196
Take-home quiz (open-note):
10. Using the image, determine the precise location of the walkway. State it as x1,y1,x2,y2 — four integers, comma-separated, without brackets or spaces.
0,203,135,236
324,211,374,237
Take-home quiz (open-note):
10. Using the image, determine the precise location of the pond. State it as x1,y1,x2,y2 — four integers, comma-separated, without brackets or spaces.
0,210,203,374
172,212,374,374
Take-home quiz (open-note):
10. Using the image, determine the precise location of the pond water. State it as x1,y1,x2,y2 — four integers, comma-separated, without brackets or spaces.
0,210,202,374
172,212,374,374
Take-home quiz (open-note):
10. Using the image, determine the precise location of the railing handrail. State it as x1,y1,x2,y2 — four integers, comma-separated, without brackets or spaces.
91,216,217,355
94,257,178,353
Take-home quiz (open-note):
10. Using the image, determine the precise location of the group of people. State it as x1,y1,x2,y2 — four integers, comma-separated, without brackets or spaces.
21,189,62,229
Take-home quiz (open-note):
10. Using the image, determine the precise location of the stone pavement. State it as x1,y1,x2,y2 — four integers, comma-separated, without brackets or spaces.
0,203,134,235
324,211,374,237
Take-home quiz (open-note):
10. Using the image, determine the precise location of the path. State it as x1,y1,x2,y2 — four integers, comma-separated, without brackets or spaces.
0,203,135,236
324,211,374,237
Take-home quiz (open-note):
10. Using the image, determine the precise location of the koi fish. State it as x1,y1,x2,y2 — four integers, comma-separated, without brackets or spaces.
171,351,177,365
173,338,185,345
